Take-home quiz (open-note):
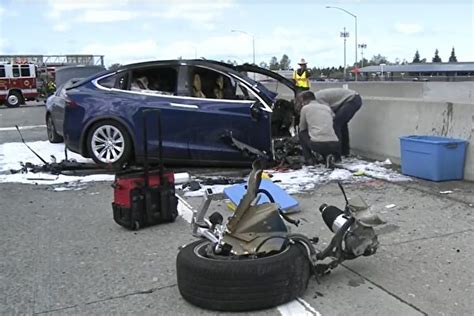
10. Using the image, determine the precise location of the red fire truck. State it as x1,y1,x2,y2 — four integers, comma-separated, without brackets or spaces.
0,63,38,107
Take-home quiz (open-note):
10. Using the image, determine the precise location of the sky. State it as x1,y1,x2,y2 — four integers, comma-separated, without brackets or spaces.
0,0,473,68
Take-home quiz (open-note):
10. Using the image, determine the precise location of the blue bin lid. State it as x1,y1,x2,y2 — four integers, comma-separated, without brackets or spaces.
400,135,467,144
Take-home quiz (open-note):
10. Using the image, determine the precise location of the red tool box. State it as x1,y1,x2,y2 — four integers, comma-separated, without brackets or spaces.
112,109,178,230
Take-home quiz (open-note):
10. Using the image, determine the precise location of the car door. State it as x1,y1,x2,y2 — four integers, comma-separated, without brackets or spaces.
179,65,272,164
97,65,191,162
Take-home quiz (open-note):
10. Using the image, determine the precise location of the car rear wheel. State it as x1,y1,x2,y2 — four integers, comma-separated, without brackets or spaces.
6,91,22,108
46,114,64,143
87,120,132,167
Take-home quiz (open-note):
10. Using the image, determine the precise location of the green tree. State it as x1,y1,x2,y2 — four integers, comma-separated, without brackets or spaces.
432,49,442,62
449,47,458,62
108,63,122,70
259,61,268,69
269,56,279,70
412,50,421,63
279,54,291,70
369,54,389,65
358,58,369,68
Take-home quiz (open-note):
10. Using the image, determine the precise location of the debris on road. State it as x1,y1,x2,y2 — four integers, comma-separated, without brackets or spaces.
385,204,397,209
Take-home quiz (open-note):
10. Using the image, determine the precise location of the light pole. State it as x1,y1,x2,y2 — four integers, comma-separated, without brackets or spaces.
380,63,386,80
231,29,255,65
340,27,349,80
358,43,367,67
326,6,358,80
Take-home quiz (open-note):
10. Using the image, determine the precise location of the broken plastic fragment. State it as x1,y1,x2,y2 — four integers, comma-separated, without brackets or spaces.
385,204,396,209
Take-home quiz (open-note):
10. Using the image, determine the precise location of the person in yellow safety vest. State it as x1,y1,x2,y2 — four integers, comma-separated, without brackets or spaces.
293,58,311,92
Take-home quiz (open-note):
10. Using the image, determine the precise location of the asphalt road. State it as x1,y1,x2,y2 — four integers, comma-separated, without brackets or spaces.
1,103,473,315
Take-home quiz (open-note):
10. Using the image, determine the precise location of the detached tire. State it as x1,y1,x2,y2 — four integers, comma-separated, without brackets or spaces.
86,120,133,168
176,240,311,312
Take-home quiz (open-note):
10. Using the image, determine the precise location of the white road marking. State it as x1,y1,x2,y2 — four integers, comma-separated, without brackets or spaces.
0,125,46,132
278,298,322,316
177,199,194,223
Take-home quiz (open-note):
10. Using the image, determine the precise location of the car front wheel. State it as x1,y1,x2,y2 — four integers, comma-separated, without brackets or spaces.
86,120,132,167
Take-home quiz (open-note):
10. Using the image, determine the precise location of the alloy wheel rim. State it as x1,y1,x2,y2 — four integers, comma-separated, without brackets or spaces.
8,95,19,105
91,125,125,163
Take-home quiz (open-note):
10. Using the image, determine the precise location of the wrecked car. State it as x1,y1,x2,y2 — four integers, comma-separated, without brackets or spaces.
61,60,296,167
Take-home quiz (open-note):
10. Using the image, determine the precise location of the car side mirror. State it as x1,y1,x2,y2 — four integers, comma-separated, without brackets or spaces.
250,103,261,121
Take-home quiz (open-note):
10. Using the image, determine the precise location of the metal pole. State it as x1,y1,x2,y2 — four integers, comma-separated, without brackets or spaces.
252,35,255,65
340,27,349,81
354,15,358,81
344,28,347,80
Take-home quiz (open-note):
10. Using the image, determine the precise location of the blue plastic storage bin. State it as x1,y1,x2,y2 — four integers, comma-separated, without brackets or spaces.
400,135,468,181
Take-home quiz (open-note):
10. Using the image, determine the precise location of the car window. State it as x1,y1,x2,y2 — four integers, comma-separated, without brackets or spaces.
97,74,117,88
188,66,256,101
0,65,5,77
128,66,177,95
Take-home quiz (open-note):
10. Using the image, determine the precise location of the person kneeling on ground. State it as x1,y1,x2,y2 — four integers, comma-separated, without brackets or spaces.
314,88,362,156
297,91,341,167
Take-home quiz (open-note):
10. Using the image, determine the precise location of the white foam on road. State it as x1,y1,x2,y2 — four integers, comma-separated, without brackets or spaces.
0,140,109,185
1,140,411,193
0,140,90,171
0,125,46,132
340,158,412,182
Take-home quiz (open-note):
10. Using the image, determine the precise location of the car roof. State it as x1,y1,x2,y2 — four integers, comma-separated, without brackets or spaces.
116,59,242,76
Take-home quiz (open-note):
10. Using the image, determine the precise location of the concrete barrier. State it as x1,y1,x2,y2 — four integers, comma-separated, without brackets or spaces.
310,82,474,103
349,97,473,181
265,81,474,180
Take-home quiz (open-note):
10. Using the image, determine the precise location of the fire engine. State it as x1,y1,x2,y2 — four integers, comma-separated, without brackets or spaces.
0,63,38,107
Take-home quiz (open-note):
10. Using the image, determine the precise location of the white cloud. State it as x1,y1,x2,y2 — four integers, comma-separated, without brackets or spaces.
46,0,132,31
77,10,139,23
394,23,424,35
152,0,236,29
52,22,70,32
0,38,8,54
74,25,353,68
0,6,4,16
47,0,114,19
81,40,160,65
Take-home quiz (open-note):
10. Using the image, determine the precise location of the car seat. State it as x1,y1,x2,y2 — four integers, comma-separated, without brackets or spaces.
131,76,149,91
213,75,225,99
192,74,206,98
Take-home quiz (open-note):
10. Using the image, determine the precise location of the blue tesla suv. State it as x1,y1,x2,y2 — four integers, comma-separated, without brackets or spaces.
62,60,296,167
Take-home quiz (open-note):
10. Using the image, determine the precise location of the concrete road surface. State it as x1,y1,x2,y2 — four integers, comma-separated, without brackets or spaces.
1,104,473,315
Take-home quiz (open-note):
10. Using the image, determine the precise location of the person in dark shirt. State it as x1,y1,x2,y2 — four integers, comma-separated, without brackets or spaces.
315,88,362,156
